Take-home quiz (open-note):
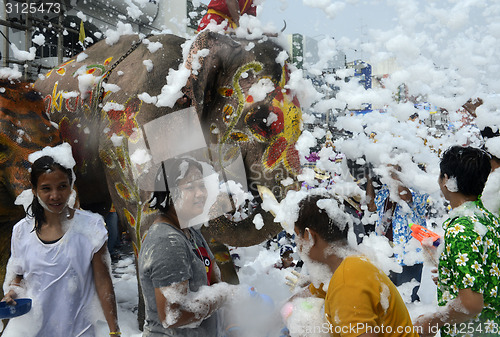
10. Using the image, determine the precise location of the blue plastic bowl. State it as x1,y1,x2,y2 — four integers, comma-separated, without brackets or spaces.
0,298,32,319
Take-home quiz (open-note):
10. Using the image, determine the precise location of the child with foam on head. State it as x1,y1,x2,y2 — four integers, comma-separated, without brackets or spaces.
274,245,297,270
284,193,418,337
2,143,120,337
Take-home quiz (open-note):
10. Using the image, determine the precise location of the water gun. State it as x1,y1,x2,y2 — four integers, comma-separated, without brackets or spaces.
409,224,441,247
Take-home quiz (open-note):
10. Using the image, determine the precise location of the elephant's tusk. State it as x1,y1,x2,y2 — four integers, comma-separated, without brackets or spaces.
257,185,290,230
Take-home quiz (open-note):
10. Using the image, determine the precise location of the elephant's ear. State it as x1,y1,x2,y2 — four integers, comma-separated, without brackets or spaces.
185,31,242,117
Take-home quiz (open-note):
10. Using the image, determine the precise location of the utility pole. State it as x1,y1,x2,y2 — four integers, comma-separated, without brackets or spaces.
24,0,32,80
57,5,63,64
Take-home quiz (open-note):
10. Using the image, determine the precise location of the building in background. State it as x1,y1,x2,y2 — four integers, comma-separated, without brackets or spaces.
287,33,346,127
287,33,345,70
0,0,206,80
1,0,349,87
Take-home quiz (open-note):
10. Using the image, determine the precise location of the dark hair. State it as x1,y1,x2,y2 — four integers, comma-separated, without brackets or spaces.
440,146,491,197
280,245,293,256
481,127,500,163
480,126,499,140
295,194,350,243
28,156,74,232
149,157,204,214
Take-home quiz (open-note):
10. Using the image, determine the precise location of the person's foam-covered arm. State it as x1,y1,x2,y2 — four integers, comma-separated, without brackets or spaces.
397,184,413,203
2,223,26,304
414,288,483,336
365,175,377,212
414,218,486,336
2,274,24,305
156,281,233,328
92,243,120,334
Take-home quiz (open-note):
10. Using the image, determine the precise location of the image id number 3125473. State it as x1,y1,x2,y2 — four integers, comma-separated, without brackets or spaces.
443,322,499,335
5,1,61,14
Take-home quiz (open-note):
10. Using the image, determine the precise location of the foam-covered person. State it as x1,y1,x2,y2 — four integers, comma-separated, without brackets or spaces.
138,157,237,336
274,245,296,270
414,146,500,337
290,194,419,337
366,164,428,302
2,143,120,336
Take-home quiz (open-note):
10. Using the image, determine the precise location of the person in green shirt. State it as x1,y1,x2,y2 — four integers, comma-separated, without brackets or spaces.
415,145,500,337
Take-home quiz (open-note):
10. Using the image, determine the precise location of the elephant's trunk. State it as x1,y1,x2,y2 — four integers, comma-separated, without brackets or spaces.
202,206,283,247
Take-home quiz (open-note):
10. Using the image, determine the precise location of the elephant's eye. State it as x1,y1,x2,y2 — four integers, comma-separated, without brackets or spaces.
246,106,284,139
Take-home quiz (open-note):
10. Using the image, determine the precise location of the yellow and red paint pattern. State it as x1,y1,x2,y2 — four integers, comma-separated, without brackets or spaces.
263,64,301,175
45,56,113,78
219,62,302,175
100,139,147,255
45,57,142,146
103,97,142,142
73,57,112,77
45,59,75,78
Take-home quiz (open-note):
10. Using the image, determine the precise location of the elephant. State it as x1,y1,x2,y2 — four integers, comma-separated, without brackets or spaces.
32,30,303,261
0,79,61,286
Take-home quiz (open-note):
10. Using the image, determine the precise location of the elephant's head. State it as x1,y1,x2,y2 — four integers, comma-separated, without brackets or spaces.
31,31,302,249
0,80,61,225
184,31,303,245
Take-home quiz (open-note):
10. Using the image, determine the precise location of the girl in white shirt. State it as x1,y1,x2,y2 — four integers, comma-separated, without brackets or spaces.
2,150,120,337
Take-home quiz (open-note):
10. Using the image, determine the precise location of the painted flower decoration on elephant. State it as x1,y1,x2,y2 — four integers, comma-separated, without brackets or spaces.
45,57,113,78
218,64,302,176
104,96,142,141
217,63,301,176
245,65,302,175
45,59,75,77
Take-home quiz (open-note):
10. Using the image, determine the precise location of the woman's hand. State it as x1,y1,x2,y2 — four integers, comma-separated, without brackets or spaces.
2,289,18,305
2,276,24,305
